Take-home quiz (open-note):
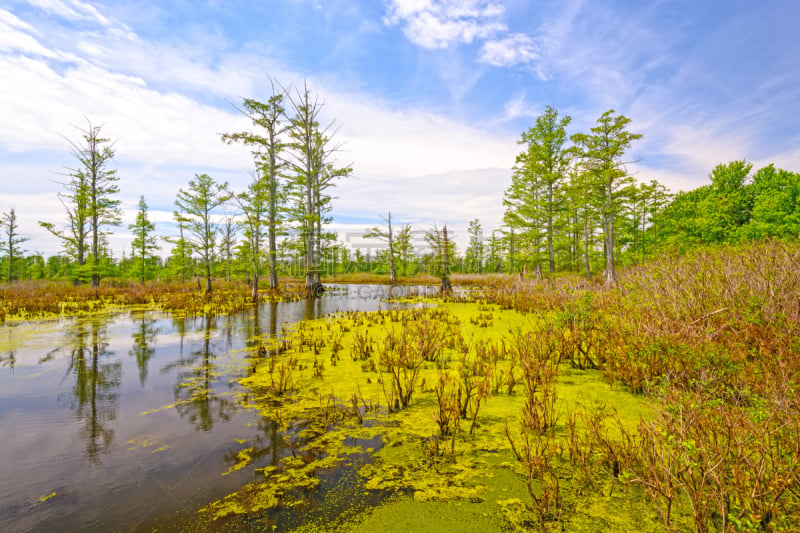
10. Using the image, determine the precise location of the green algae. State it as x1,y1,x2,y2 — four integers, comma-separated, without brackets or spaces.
200,301,680,531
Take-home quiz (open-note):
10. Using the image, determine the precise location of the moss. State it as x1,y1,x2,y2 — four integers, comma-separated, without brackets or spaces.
200,301,679,531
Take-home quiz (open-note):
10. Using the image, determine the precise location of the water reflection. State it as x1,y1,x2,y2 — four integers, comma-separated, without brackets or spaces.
304,296,324,320
65,320,121,465
1,351,14,371
0,283,420,532
129,312,158,386
172,315,232,431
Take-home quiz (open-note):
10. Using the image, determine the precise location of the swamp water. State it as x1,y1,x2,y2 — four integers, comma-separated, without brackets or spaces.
0,285,420,532
1,284,661,532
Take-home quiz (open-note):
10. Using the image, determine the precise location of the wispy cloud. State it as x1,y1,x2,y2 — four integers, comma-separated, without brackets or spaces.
479,32,538,67
29,0,111,28
384,0,506,48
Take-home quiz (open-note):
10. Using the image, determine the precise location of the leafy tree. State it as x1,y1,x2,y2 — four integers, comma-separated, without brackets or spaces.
465,218,484,273
658,186,711,251
164,210,194,283
485,229,504,273
25,252,47,280
46,120,122,287
1,208,29,283
285,82,352,298
743,165,800,240
175,174,230,293
218,216,238,282
504,142,545,276
222,85,287,290
523,107,571,273
644,179,672,253
128,196,158,283
425,223,454,293
232,166,271,301
364,212,397,282
394,224,415,277
571,110,642,284
657,161,797,247
40,127,92,283
708,160,754,241
562,164,599,278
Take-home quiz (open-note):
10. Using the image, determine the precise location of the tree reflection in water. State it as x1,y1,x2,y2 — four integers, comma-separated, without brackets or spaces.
235,302,290,470
0,351,14,371
128,311,158,386
65,319,121,465
173,314,232,431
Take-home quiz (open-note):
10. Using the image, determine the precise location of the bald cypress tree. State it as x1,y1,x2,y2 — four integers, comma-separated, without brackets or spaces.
40,120,120,285
129,196,158,283
1,208,29,283
571,110,642,284
175,174,230,294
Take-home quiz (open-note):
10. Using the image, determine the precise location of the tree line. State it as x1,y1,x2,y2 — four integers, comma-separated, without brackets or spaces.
2,101,799,289
499,107,799,283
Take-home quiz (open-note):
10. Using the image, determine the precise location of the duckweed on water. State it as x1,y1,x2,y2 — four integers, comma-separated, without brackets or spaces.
199,301,678,531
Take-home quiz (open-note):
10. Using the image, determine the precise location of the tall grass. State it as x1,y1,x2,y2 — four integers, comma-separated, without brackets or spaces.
0,278,305,321
479,240,800,531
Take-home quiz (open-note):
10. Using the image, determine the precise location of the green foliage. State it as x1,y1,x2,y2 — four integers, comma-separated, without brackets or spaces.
571,110,642,283
40,119,120,286
0,208,29,283
222,86,287,291
175,173,230,293
658,161,800,247
464,218,484,273
128,196,158,283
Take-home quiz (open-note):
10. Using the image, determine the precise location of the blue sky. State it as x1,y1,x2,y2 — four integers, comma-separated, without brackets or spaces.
1,0,799,256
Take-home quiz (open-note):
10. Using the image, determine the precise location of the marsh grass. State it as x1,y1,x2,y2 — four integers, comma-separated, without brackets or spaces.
475,240,800,532
0,278,307,321
211,240,800,532
41,240,796,531
200,300,663,531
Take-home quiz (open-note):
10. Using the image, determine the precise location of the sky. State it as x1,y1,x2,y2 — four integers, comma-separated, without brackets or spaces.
1,0,799,257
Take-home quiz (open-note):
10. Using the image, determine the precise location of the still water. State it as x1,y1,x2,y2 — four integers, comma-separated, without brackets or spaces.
0,285,426,532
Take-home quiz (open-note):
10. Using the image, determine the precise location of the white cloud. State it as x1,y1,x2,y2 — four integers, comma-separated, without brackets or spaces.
326,91,516,178
0,8,62,58
499,92,541,123
0,2,520,257
479,33,539,67
334,167,511,251
28,0,112,28
0,7,37,32
384,0,506,48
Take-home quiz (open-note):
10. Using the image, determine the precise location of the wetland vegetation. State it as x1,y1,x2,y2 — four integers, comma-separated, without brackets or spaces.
2,89,800,532
2,241,799,532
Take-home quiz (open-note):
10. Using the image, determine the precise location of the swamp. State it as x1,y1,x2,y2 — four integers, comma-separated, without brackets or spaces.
4,3,800,531
2,241,800,532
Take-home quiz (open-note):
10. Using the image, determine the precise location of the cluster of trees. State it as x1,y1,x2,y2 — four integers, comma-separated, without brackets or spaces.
501,107,661,284
659,160,800,249
497,107,799,283
20,82,353,298
2,99,799,289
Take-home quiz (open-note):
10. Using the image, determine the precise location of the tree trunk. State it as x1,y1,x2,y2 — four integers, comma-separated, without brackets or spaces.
604,184,617,284
440,225,452,295
251,271,259,303
387,212,396,283
583,210,591,280
547,183,555,274
268,197,278,289
91,214,99,288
